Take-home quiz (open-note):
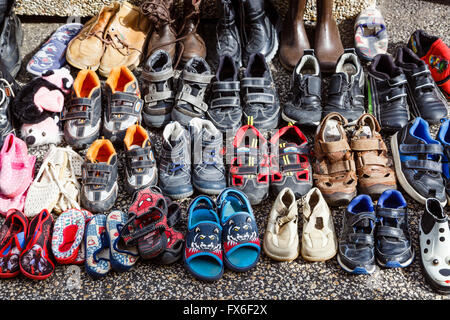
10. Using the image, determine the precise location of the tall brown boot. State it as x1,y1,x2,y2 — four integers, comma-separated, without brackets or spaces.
178,0,206,64
279,0,310,71
140,0,177,60
314,0,344,73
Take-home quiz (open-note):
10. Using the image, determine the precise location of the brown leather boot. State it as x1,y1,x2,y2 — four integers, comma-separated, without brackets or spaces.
279,0,310,71
98,1,151,77
66,2,120,70
178,0,206,64
141,0,177,61
314,0,344,73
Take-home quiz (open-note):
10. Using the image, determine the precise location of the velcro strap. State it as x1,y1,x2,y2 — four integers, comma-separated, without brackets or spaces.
141,68,174,82
131,160,155,169
110,105,138,116
144,90,174,103
128,148,152,158
404,159,442,172
347,212,376,227
358,153,388,167
399,143,443,154
84,163,112,173
306,76,321,96
176,91,209,112
376,226,405,239
84,176,108,185
351,138,382,151
325,160,356,174
235,166,258,175
212,81,240,92
387,75,408,87
111,92,140,104
244,92,274,104
376,208,406,219
61,111,89,120
414,76,435,90
328,74,345,95
280,145,310,156
348,233,374,245
182,71,213,84
385,88,407,101
70,97,92,107
241,77,271,88
281,163,304,172
211,97,240,108
320,140,349,153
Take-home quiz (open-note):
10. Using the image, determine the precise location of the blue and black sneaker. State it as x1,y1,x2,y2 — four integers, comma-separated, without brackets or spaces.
375,189,414,268
337,194,376,274
437,118,450,204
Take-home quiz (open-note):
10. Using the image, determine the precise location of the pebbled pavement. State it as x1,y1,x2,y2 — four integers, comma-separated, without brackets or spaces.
2,0,450,300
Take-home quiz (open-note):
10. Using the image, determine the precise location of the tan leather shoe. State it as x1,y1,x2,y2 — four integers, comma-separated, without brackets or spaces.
351,113,397,199
263,187,299,262
314,0,344,73
98,1,151,77
301,187,337,262
66,2,120,70
141,0,177,61
279,0,310,71
313,112,357,206
179,0,206,64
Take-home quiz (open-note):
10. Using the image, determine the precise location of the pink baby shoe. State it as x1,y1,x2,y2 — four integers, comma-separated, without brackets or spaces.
0,134,36,198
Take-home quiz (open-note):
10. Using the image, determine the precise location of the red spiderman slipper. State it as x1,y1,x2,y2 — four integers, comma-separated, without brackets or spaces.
20,209,55,280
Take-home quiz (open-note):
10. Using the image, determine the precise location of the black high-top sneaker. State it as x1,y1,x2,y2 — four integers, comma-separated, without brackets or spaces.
214,0,242,68
0,59,17,148
0,0,22,78
240,0,278,66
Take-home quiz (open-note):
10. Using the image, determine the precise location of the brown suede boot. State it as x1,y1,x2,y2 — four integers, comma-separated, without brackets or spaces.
98,1,151,77
314,0,344,73
178,0,206,64
66,2,120,70
279,0,310,71
141,0,177,61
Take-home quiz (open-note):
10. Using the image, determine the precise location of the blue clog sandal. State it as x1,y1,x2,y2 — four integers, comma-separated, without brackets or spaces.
216,188,261,272
85,214,111,278
183,195,224,281
106,210,139,272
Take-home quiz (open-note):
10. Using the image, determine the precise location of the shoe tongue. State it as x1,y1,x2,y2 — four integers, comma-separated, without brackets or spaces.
280,143,301,164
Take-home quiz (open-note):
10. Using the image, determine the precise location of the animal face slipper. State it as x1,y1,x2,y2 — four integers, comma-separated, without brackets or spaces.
216,188,261,272
106,210,139,272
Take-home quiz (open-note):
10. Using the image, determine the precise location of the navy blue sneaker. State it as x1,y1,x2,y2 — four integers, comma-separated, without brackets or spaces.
337,194,376,274
437,118,450,204
375,190,414,268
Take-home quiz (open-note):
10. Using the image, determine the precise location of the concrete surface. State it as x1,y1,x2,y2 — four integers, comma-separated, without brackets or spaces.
3,0,450,300
15,0,373,21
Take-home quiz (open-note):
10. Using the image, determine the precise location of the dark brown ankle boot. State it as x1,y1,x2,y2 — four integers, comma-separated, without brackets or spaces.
314,0,344,73
141,0,177,61
179,0,207,64
279,0,310,71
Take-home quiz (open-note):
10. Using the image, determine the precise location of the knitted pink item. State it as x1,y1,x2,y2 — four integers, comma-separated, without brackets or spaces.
0,188,28,216
0,134,36,198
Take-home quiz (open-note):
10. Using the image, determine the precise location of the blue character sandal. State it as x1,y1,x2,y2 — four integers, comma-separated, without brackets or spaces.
27,23,83,76
106,210,139,272
85,214,111,278
51,208,86,264
183,195,224,281
216,188,261,272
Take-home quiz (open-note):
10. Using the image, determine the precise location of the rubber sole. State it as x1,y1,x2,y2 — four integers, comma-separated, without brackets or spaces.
337,254,376,275
376,250,415,269
390,132,447,207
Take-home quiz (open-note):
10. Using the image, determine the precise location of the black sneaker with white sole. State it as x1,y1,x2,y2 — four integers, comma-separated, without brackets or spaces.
395,46,447,124
282,49,322,127
367,54,409,133
322,48,365,126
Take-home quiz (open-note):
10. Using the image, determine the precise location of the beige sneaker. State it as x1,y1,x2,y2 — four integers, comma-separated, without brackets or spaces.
301,187,338,261
24,146,83,218
66,2,120,70
263,188,300,262
98,1,151,77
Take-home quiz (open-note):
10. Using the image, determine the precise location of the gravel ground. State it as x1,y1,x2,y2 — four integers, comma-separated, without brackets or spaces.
3,0,450,300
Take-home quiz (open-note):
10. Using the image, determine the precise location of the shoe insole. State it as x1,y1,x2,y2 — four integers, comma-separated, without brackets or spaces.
323,119,342,142
189,255,222,278
59,225,79,252
342,63,357,76
362,25,382,37
191,208,217,226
